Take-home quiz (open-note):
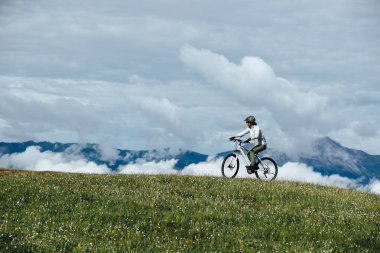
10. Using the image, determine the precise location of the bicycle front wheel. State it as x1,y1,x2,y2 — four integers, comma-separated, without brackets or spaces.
221,154,239,178
255,157,278,181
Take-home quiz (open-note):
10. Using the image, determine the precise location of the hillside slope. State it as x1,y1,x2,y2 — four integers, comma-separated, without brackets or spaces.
0,169,379,252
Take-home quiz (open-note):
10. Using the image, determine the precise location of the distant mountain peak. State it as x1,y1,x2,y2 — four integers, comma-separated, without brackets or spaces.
313,137,342,150
296,137,375,179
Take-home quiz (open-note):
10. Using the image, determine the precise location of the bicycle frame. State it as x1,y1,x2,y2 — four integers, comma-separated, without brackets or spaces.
230,140,262,167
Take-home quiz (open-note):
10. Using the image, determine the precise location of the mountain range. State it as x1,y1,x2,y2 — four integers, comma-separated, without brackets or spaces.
0,137,378,182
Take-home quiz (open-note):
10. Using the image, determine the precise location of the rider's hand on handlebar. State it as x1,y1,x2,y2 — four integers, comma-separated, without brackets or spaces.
229,136,236,141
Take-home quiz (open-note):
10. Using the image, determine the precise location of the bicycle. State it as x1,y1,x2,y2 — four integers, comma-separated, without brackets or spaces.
221,138,278,180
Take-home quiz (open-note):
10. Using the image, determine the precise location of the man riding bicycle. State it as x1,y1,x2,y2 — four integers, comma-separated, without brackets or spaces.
230,116,267,173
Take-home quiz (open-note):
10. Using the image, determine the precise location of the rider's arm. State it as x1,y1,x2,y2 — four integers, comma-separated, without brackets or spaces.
234,128,250,138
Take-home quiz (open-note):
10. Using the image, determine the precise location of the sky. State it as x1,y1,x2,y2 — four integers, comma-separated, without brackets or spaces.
0,0,380,155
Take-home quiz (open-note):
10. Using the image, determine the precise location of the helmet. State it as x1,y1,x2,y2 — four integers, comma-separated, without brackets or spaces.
244,116,256,123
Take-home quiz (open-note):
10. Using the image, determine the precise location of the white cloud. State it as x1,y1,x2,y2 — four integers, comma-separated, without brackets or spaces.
361,179,380,195
180,44,329,116
0,80,102,142
277,162,359,188
179,44,380,154
0,146,111,174
180,44,331,152
127,96,204,147
96,144,120,162
118,156,236,177
181,156,223,176
118,159,178,175
0,75,238,153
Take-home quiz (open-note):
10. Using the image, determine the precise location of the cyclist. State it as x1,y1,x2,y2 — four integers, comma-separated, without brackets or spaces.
230,116,267,173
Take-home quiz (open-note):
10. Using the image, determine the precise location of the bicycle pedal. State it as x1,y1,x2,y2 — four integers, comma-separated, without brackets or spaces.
245,165,254,174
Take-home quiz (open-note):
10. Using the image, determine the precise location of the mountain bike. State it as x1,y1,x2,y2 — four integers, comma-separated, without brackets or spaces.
221,138,278,180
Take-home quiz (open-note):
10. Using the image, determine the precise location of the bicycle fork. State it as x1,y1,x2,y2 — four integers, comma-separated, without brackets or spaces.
231,150,251,167
227,152,239,168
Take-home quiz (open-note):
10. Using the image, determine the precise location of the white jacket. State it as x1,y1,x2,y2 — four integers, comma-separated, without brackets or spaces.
235,125,266,146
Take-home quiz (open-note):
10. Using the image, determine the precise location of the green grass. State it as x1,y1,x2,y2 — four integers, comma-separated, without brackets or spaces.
0,169,379,252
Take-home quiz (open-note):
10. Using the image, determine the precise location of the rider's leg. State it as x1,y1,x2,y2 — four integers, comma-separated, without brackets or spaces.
248,144,267,166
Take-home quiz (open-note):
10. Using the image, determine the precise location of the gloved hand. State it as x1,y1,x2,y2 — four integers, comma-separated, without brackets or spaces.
243,138,251,143
229,136,236,141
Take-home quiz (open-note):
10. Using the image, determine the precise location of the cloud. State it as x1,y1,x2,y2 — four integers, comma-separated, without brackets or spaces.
0,74,242,153
179,44,380,154
126,96,204,147
180,44,329,116
118,159,178,175
180,44,332,152
96,145,120,162
277,162,359,188
277,162,380,195
0,146,111,174
0,0,240,81
181,156,224,176
0,80,102,142
361,179,380,195
118,155,226,177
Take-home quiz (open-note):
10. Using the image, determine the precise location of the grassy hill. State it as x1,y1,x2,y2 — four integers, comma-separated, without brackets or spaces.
0,169,379,252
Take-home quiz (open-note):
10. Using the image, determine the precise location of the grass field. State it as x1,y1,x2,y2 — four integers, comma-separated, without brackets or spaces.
0,168,379,252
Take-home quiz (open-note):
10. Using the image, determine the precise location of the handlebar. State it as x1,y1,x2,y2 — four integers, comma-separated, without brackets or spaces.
229,138,244,143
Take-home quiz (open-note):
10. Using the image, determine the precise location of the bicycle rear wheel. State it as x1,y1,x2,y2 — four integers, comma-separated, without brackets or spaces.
254,157,278,181
221,153,239,178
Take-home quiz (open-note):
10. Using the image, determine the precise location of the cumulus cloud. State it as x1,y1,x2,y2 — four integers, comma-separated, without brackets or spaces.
119,155,261,178
118,159,179,175
0,80,103,142
181,156,224,176
360,179,380,195
179,44,380,155
180,45,334,152
277,162,380,195
277,162,359,188
180,44,329,116
0,146,111,174
0,0,240,81
118,156,224,176
0,75,235,153
126,95,210,149
96,144,120,162
127,96,189,141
